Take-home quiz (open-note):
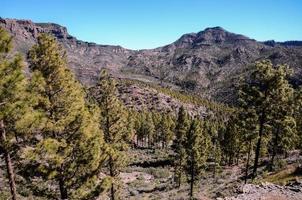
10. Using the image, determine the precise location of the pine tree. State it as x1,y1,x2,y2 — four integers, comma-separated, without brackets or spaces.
0,28,44,200
239,60,277,178
0,27,25,200
25,34,106,199
294,88,302,150
236,108,258,183
173,106,189,187
133,111,142,147
269,65,296,168
158,114,174,148
239,60,296,177
93,69,128,200
137,111,155,148
223,113,242,166
125,109,136,147
185,118,210,199
145,111,156,147
204,119,221,178
152,111,162,148
135,112,145,147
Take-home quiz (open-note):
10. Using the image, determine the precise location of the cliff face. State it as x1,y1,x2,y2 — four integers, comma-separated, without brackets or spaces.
1,18,302,102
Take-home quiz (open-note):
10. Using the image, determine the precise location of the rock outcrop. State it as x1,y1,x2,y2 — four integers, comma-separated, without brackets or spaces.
219,182,302,200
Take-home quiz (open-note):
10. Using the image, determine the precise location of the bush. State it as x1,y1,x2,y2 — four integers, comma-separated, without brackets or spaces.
273,159,287,171
146,167,171,179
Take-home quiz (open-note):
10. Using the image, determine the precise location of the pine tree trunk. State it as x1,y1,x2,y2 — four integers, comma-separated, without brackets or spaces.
148,134,150,148
213,141,217,178
59,177,68,200
236,148,240,165
0,120,17,200
109,156,115,200
244,139,252,184
178,172,181,188
253,109,266,178
271,125,280,168
228,154,233,166
177,155,182,188
190,161,194,198
110,183,115,200
136,135,139,147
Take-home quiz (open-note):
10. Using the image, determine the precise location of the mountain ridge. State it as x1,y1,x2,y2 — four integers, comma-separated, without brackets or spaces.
1,17,302,103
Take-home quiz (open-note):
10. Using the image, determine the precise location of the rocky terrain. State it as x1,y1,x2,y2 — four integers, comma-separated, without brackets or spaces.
221,182,302,200
116,80,209,117
1,18,302,103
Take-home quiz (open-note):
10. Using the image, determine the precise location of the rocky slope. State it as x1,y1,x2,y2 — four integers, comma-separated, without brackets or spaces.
116,80,208,117
1,18,302,102
220,182,302,200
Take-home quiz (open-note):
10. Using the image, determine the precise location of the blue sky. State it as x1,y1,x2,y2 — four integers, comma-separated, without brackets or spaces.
2,0,302,49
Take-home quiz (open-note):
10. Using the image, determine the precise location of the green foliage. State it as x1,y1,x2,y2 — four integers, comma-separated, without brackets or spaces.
135,110,155,147
158,114,174,148
0,28,12,54
0,27,41,200
0,28,40,139
93,69,129,199
179,79,197,91
238,60,297,176
185,118,210,198
294,88,302,150
222,112,242,165
25,33,106,199
119,78,233,121
173,106,190,187
203,119,222,177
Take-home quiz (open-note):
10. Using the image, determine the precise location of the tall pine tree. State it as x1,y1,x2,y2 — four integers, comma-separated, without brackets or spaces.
173,106,189,187
239,60,276,178
239,60,296,177
25,34,106,199
0,28,43,200
0,27,25,200
269,65,296,168
93,69,128,200
185,118,210,198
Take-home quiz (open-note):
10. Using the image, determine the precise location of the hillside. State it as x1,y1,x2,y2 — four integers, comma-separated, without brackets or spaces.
1,16,302,200
1,18,302,103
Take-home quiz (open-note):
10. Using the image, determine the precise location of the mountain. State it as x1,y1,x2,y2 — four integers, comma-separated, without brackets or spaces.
1,18,302,103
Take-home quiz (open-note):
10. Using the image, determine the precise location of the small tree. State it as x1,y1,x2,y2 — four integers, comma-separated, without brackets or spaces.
158,114,173,148
137,111,155,148
185,118,210,198
204,119,221,178
173,106,189,187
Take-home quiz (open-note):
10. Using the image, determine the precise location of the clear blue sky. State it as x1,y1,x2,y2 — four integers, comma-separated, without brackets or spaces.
2,0,302,49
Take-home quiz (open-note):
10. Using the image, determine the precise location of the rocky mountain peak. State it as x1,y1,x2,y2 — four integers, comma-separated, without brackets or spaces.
171,26,252,49
196,26,251,44
203,26,226,32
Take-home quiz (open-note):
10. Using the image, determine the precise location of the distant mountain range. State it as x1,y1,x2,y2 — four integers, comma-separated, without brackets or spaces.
1,17,302,103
